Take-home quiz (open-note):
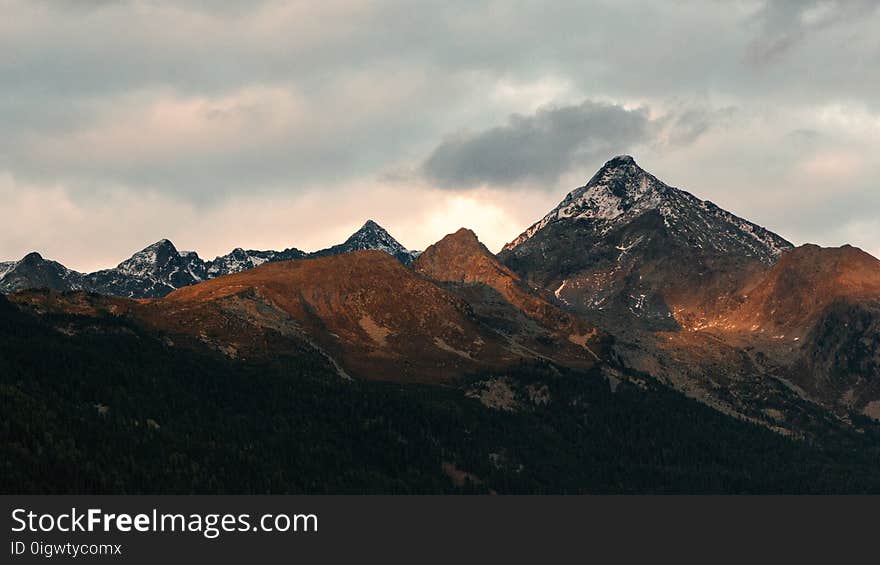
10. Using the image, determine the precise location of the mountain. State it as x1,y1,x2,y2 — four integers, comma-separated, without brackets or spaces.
83,239,308,299
9,290,880,495
206,247,307,277
414,228,604,367
710,244,880,415
494,156,880,427
7,163,880,492
84,239,208,299
0,252,84,294
499,155,793,330
0,220,410,298
3,156,879,429
142,250,530,382
7,232,604,383
722,244,880,334
311,220,417,264
0,261,14,279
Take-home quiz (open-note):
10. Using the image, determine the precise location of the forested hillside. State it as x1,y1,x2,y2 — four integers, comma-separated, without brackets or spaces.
3,295,880,494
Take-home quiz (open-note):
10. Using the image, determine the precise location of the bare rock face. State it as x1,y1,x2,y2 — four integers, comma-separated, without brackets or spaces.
495,156,880,424
713,244,880,415
414,228,604,367
147,250,526,382
0,252,85,294
723,244,880,334
4,154,880,433
499,155,792,331
0,220,406,299
311,220,416,264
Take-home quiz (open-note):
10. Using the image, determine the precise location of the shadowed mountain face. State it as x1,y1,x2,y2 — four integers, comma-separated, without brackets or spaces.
499,156,793,331
492,156,880,422
84,239,208,298
0,220,409,298
0,252,85,293
311,220,417,264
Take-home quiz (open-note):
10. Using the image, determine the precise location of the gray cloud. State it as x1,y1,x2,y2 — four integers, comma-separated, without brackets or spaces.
420,101,736,189
745,0,880,66
661,107,737,147
422,101,650,188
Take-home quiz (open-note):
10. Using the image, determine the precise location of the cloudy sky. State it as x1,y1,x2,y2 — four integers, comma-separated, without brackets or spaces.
2,0,879,271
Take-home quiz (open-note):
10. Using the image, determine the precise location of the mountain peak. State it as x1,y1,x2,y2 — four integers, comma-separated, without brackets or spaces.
147,239,177,252
425,228,486,256
448,227,480,243
414,228,515,285
0,251,84,293
348,220,393,242
723,243,880,333
116,239,183,277
605,154,637,167
502,155,791,263
344,220,401,248
312,220,415,264
22,251,45,263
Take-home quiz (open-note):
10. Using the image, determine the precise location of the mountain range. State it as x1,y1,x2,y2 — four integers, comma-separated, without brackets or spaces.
0,220,416,298
4,155,880,493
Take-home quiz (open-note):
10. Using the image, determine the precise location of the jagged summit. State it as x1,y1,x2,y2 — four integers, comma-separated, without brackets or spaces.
345,220,402,249
206,246,306,277
414,227,603,365
498,155,796,330
84,239,207,298
21,251,45,262
503,155,792,263
1,221,414,298
312,219,416,264
116,239,186,276
0,251,84,294
606,154,636,165
415,228,510,284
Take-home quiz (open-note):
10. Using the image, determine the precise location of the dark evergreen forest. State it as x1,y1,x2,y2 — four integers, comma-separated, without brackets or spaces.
3,294,880,494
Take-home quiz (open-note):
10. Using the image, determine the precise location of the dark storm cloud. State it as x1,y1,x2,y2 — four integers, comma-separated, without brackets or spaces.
422,101,650,188
420,101,736,189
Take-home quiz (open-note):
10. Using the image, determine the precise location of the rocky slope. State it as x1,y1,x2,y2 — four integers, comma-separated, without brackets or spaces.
0,220,409,299
706,244,880,417
0,252,85,294
496,156,880,426
311,220,416,264
414,228,604,367
206,247,307,277
83,239,208,299
153,251,532,382
499,155,793,331
4,155,880,434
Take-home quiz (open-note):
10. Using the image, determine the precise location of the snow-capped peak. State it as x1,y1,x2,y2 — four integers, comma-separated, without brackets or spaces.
345,220,408,254
0,261,14,280
310,219,415,264
116,239,180,277
503,155,792,263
